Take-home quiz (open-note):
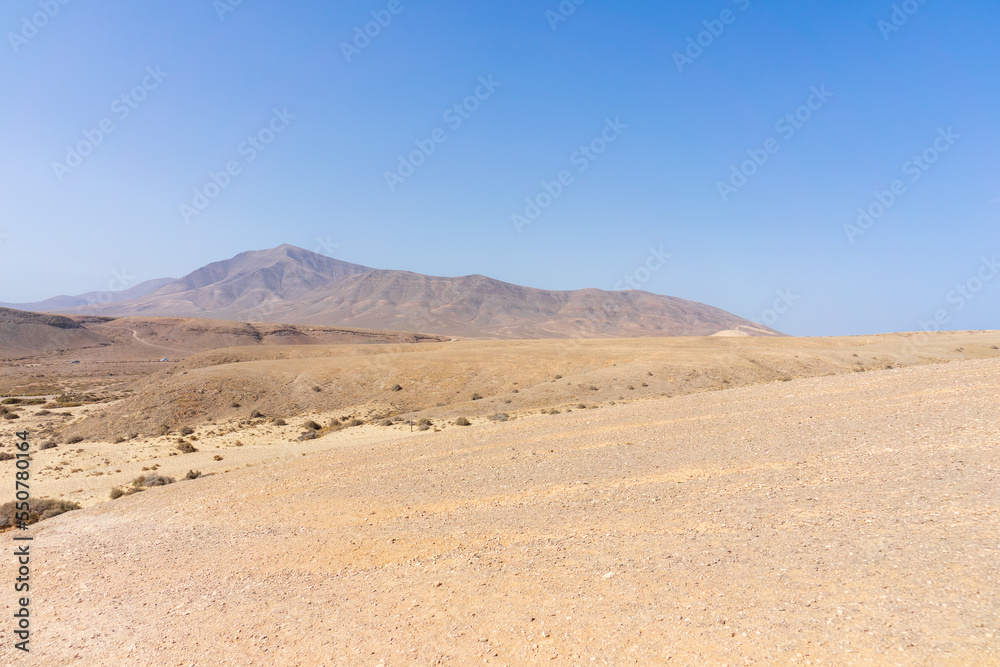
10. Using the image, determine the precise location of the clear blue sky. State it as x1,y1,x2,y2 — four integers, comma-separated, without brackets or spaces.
1,0,997,336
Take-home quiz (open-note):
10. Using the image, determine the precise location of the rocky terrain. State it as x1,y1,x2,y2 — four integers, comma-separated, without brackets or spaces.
3,353,998,664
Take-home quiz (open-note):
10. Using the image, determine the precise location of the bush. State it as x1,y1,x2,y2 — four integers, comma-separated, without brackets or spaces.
176,441,197,454
185,470,202,480
273,418,287,426
378,418,393,427
154,424,170,437
417,424,430,431
488,413,510,422
0,452,14,461
230,401,241,408
66,435,84,444
303,420,322,431
0,498,80,529
179,426,195,436
133,473,175,487
471,393,483,401
390,384,403,392
1,398,21,405
312,386,322,392
344,418,364,428
417,418,433,426
36,409,51,416
554,375,562,379
455,417,471,426
250,410,264,419
109,487,125,500
3,413,19,420
39,440,56,450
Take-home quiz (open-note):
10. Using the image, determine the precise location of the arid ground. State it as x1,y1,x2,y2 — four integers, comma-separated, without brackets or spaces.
1,331,999,664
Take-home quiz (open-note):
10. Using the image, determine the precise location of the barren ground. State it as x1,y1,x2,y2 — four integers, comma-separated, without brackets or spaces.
0,333,998,664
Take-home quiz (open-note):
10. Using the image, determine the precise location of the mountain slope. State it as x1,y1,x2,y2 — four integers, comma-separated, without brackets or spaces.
48,245,781,338
258,269,775,338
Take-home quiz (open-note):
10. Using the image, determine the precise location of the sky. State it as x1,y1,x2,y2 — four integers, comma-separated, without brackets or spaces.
0,0,997,336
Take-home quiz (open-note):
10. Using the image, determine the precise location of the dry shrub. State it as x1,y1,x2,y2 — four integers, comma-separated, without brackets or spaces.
455,417,471,426
0,498,80,529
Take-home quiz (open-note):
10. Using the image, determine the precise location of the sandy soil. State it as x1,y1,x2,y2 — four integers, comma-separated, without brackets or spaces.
2,353,998,665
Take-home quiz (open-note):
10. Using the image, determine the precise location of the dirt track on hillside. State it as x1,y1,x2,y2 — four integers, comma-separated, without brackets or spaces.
5,357,999,665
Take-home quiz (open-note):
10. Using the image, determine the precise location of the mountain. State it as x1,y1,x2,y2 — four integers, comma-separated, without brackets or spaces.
33,245,782,338
0,277,176,313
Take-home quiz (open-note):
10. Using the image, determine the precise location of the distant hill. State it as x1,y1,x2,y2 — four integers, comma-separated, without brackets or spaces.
0,307,447,361
20,244,783,338
0,308,111,359
0,277,175,313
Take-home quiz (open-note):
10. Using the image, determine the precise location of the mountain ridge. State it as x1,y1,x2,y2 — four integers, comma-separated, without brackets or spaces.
10,245,782,338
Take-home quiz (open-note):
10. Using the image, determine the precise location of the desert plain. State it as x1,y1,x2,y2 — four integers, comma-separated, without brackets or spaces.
1,327,999,665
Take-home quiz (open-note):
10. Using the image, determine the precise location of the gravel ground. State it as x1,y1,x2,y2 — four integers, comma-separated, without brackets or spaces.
3,357,999,666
